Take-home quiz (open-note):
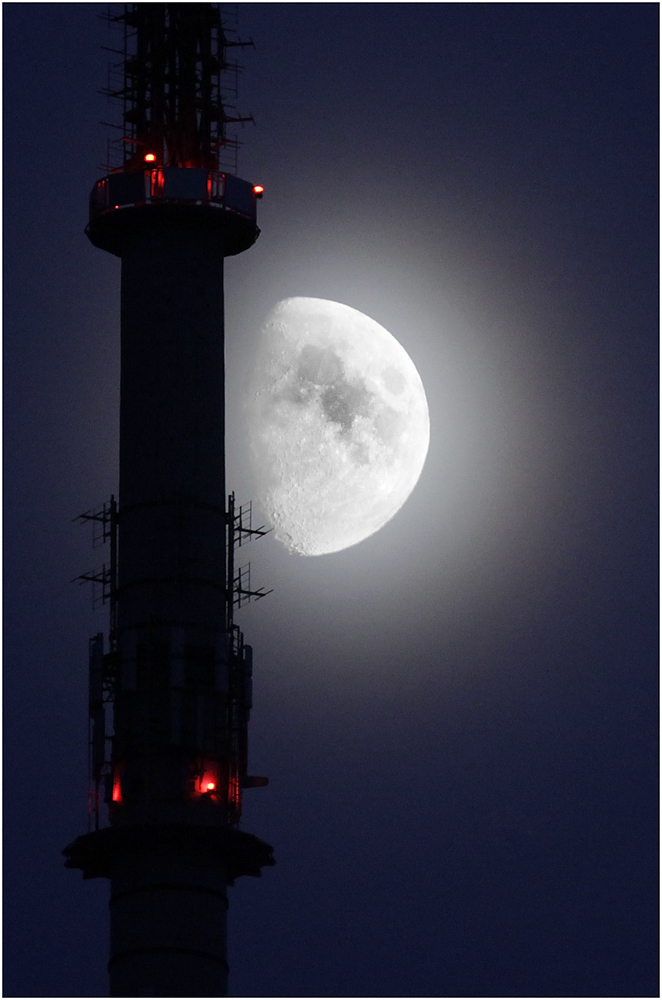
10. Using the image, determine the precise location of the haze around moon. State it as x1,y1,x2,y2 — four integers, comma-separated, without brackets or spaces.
244,297,430,556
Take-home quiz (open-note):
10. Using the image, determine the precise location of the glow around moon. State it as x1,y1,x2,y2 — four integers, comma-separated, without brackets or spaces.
244,297,430,556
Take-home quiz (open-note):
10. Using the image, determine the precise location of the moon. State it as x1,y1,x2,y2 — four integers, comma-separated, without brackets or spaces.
244,297,430,556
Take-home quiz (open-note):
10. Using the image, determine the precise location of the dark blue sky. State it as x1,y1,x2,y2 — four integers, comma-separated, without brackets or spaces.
4,4,658,997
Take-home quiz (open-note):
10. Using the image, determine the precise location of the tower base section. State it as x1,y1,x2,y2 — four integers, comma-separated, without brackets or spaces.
110,947,228,1000
64,825,274,998
109,848,229,999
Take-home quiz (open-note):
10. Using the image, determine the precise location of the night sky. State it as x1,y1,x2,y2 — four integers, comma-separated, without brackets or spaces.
4,4,658,998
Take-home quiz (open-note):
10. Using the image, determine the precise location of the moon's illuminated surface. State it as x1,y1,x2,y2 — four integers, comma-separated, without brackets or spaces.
244,297,430,556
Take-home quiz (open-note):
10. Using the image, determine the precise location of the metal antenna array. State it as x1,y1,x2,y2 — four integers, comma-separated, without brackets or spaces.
72,490,272,865
101,3,254,173
227,493,272,617
74,498,119,833
74,496,118,615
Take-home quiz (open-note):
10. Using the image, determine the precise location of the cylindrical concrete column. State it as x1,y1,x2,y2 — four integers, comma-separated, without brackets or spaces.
109,848,228,998
118,223,227,630
110,219,232,995
63,174,272,999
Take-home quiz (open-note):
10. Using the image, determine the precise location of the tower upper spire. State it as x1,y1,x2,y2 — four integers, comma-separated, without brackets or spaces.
109,3,253,171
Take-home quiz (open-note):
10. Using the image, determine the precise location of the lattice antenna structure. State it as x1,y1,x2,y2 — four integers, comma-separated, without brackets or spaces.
73,499,120,834
101,3,254,173
73,496,118,631
226,493,273,619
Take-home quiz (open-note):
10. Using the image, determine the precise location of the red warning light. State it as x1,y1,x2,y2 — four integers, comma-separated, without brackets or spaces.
144,153,157,163
253,185,264,198
194,765,220,797
112,771,122,803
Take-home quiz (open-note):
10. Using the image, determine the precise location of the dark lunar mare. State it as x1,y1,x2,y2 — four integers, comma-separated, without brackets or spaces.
294,343,373,434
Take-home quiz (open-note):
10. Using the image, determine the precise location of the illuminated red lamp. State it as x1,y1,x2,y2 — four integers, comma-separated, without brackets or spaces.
253,184,264,199
112,771,122,803
144,152,157,163
194,766,220,797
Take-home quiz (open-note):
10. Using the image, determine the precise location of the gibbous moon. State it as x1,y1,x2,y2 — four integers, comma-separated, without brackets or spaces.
244,297,430,556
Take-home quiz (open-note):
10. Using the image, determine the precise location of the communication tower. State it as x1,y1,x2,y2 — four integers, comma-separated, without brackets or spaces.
63,6,273,997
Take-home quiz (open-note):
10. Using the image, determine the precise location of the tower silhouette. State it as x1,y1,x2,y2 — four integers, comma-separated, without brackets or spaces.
63,6,273,996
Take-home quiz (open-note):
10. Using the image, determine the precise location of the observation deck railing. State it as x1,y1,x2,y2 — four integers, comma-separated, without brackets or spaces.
89,167,258,224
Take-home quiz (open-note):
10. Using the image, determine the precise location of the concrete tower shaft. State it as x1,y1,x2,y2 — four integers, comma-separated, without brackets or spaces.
113,216,230,831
